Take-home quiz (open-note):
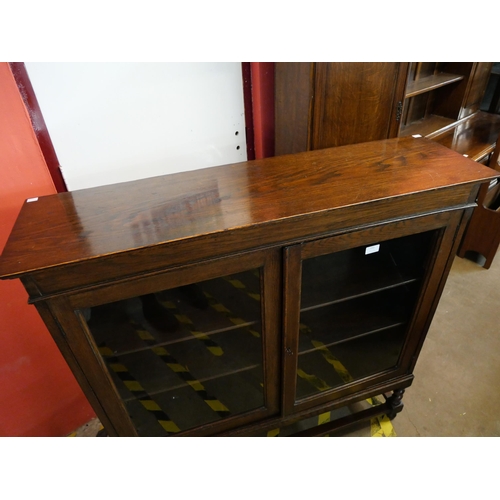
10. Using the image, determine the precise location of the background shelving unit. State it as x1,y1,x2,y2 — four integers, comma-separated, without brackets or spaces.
399,62,500,164
274,62,500,267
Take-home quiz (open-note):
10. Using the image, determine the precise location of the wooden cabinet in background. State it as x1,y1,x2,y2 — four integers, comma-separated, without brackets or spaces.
275,62,500,268
457,136,500,268
400,62,500,163
0,137,498,436
274,62,408,155
275,62,500,161
401,62,500,268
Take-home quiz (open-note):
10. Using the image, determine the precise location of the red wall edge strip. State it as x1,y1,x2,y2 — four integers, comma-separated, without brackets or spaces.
9,62,68,193
250,63,275,159
242,63,256,161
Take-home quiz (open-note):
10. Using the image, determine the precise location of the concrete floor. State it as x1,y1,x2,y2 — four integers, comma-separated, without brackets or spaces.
391,253,500,437
70,254,500,437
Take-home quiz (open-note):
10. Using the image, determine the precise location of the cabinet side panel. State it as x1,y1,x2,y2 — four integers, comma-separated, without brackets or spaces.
48,297,139,436
404,209,474,372
34,302,120,436
274,63,314,155
311,62,403,149
460,63,494,119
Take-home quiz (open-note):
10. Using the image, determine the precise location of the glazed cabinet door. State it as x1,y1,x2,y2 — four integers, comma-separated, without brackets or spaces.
45,248,281,436
282,211,464,415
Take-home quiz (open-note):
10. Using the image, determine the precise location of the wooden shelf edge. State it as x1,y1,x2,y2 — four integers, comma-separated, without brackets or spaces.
400,115,457,138
301,277,418,313
94,318,262,358
405,73,465,98
298,321,406,356
120,362,262,403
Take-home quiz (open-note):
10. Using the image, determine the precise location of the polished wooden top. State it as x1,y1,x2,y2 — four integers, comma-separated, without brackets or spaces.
0,137,498,279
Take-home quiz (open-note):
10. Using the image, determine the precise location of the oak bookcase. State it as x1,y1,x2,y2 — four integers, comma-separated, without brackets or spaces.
1,137,497,436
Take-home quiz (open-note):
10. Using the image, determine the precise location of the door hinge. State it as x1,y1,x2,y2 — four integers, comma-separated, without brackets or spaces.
396,101,403,121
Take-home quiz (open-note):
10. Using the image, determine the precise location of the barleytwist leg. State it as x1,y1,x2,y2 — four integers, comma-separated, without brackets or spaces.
386,388,405,420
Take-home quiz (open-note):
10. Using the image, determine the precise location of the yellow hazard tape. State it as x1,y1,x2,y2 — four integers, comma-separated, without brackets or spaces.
206,400,230,412
224,277,261,302
129,321,230,418
318,411,331,426
141,400,162,412
123,380,144,392
311,340,353,384
318,413,331,436
371,414,397,437
159,420,182,433
98,344,181,435
204,290,261,339
157,299,225,355
297,368,331,392
299,332,397,437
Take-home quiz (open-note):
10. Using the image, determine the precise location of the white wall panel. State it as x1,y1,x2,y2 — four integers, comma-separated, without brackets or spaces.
25,63,247,191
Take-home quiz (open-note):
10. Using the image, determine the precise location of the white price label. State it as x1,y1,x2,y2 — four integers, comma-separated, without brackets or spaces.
365,244,380,255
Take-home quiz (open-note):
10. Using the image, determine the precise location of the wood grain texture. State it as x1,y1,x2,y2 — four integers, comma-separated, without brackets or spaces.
274,62,314,155
311,63,406,148
460,62,494,119
0,137,497,288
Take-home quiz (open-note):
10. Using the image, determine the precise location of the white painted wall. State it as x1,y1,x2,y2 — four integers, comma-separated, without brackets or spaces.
25,63,247,191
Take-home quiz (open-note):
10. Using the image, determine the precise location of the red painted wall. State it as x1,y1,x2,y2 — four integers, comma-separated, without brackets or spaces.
250,63,275,159
0,63,94,436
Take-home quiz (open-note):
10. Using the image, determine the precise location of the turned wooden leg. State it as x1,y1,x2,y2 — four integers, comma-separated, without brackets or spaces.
386,388,405,420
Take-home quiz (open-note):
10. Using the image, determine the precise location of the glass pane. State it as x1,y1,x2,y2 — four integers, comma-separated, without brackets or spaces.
81,268,264,436
296,230,435,401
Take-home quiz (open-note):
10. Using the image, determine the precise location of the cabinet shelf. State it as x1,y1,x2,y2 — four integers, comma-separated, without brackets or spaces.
96,314,263,385
399,115,457,138
119,363,262,403
298,286,416,353
98,320,260,358
122,364,264,436
90,307,261,358
300,278,417,313
98,313,265,435
300,232,431,311
299,322,405,356
296,325,408,400
405,73,464,98
301,252,419,310
87,270,262,358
